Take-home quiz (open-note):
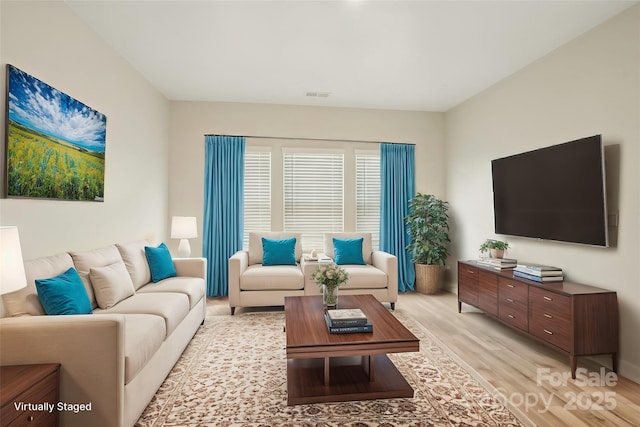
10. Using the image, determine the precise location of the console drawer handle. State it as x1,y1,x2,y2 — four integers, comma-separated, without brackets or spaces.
544,329,553,335
544,296,553,301
508,314,515,319
506,298,514,303
467,270,475,274
507,284,515,288
544,313,553,319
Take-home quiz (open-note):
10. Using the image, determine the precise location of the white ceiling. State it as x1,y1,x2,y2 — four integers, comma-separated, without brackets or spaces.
66,0,637,112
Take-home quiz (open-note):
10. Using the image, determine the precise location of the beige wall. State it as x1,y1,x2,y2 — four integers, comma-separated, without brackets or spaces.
445,5,640,381
0,1,170,259
168,101,445,256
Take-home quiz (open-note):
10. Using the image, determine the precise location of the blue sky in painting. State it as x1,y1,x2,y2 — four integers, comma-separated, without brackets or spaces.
7,65,106,153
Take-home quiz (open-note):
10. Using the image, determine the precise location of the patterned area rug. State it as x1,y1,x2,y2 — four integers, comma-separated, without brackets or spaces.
136,310,532,426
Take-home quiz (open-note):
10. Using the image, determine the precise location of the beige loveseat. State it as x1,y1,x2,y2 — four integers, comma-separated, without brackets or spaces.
228,232,397,314
0,240,206,427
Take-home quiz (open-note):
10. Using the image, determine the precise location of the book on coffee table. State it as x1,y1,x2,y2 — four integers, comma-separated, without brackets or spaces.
326,308,368,326
324,313,373,334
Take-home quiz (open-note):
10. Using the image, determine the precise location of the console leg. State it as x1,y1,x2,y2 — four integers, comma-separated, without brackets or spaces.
570,356,577,379
231,307,236,316
458,301,462,313
612,352,618,373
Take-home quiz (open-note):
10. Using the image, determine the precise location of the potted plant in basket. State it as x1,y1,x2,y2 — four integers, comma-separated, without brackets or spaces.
405,193,450,294
479,239,509,259
311,263,349,308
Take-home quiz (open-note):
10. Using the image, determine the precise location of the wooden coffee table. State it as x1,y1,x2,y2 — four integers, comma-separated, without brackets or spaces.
284,294,419,405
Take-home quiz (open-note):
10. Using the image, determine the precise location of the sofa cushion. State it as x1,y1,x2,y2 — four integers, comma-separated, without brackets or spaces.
70,245,124,309
3,252,75,317
137,276,205,309
90,261,136,309
340,265,388,289
145,243,177,282
262,237,297,266
324,233,373,265
35,267,93,315
248,232,302,266
240,264,304,291
118,314,165,384
93,293,189,337
333,238,366,265
116,240,152,290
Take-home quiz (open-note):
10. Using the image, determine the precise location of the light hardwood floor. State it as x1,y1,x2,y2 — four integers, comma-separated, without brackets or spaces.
205,291,640,427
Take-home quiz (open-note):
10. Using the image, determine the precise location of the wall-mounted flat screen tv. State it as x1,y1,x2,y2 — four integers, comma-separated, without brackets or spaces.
491,135,608,247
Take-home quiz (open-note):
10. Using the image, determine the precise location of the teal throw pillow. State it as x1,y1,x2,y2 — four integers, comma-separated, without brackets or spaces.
145,243,177,282
35,267,93,315
262,237,297,266
333,238,366,265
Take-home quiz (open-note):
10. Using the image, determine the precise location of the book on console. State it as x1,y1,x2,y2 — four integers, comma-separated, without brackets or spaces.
324,313,373,333
478,258,517,269
516,263,562,272
513,270,564,282
514,265,563,277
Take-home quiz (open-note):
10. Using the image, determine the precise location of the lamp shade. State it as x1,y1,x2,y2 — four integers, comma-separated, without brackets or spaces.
171,216,197,239
0,226,28,295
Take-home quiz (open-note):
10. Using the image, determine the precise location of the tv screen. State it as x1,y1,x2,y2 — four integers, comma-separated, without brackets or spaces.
491,135,608,247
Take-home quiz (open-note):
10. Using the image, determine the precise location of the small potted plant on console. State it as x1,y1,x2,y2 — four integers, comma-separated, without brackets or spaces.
479,239,509,259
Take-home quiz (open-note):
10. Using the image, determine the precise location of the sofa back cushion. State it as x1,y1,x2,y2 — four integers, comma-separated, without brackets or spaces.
116,240,152,289
69,245,124,308
90,261,136,309
248,232,302,265
323,233,373,265
2,252,75,317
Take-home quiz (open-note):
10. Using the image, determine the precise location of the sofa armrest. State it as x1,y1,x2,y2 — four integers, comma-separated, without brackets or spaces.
173,257,207,279
228,251,249,312
0,314,126,427
371,251,399,301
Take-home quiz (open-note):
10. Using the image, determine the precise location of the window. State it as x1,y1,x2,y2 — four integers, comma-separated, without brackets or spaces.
283,150,344,251
356,151,380,250
243,149,271,249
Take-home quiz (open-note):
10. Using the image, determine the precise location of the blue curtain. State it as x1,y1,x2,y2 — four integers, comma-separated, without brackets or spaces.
379,143,416,292
203,135,245,296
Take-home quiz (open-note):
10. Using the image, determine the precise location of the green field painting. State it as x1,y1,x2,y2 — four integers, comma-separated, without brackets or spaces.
7,120,105,201
6,65,107,201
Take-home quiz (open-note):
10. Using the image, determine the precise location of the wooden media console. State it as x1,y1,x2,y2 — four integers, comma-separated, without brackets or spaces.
457,260,618,378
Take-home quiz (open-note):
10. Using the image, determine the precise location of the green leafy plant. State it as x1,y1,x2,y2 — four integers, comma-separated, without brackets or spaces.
479,239,510,253
405,193,450,265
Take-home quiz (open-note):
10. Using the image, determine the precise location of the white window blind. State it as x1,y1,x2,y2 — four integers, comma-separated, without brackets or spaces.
356,151,380,250
243,150,271,250
283,151,344,252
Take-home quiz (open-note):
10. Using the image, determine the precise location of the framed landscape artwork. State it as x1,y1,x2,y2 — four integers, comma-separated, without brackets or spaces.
5,65,107,201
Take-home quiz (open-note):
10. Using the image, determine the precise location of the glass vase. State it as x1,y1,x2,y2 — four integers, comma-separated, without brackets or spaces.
323,285,338,309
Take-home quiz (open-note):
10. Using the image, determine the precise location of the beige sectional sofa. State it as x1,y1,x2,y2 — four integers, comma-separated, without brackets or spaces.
0,240,206,427
228,232,397,314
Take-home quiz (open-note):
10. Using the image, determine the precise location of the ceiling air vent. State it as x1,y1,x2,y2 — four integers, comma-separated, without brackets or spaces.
305,91,331,98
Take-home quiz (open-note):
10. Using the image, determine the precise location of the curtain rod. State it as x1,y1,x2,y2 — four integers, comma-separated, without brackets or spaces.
205,134,415,146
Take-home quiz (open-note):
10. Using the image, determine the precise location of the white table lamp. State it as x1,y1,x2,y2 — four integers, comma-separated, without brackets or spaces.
1,226,28,295
171,216,197,258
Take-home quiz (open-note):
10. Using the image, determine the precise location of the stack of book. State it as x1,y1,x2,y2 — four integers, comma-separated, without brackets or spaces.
514,264,564,282
477,257,517,270
324,308,373,334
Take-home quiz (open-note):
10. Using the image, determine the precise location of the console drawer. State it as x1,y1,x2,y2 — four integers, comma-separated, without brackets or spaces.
499,278,528,331
529,287,572,351
458,264,478,307
478,270,498,316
